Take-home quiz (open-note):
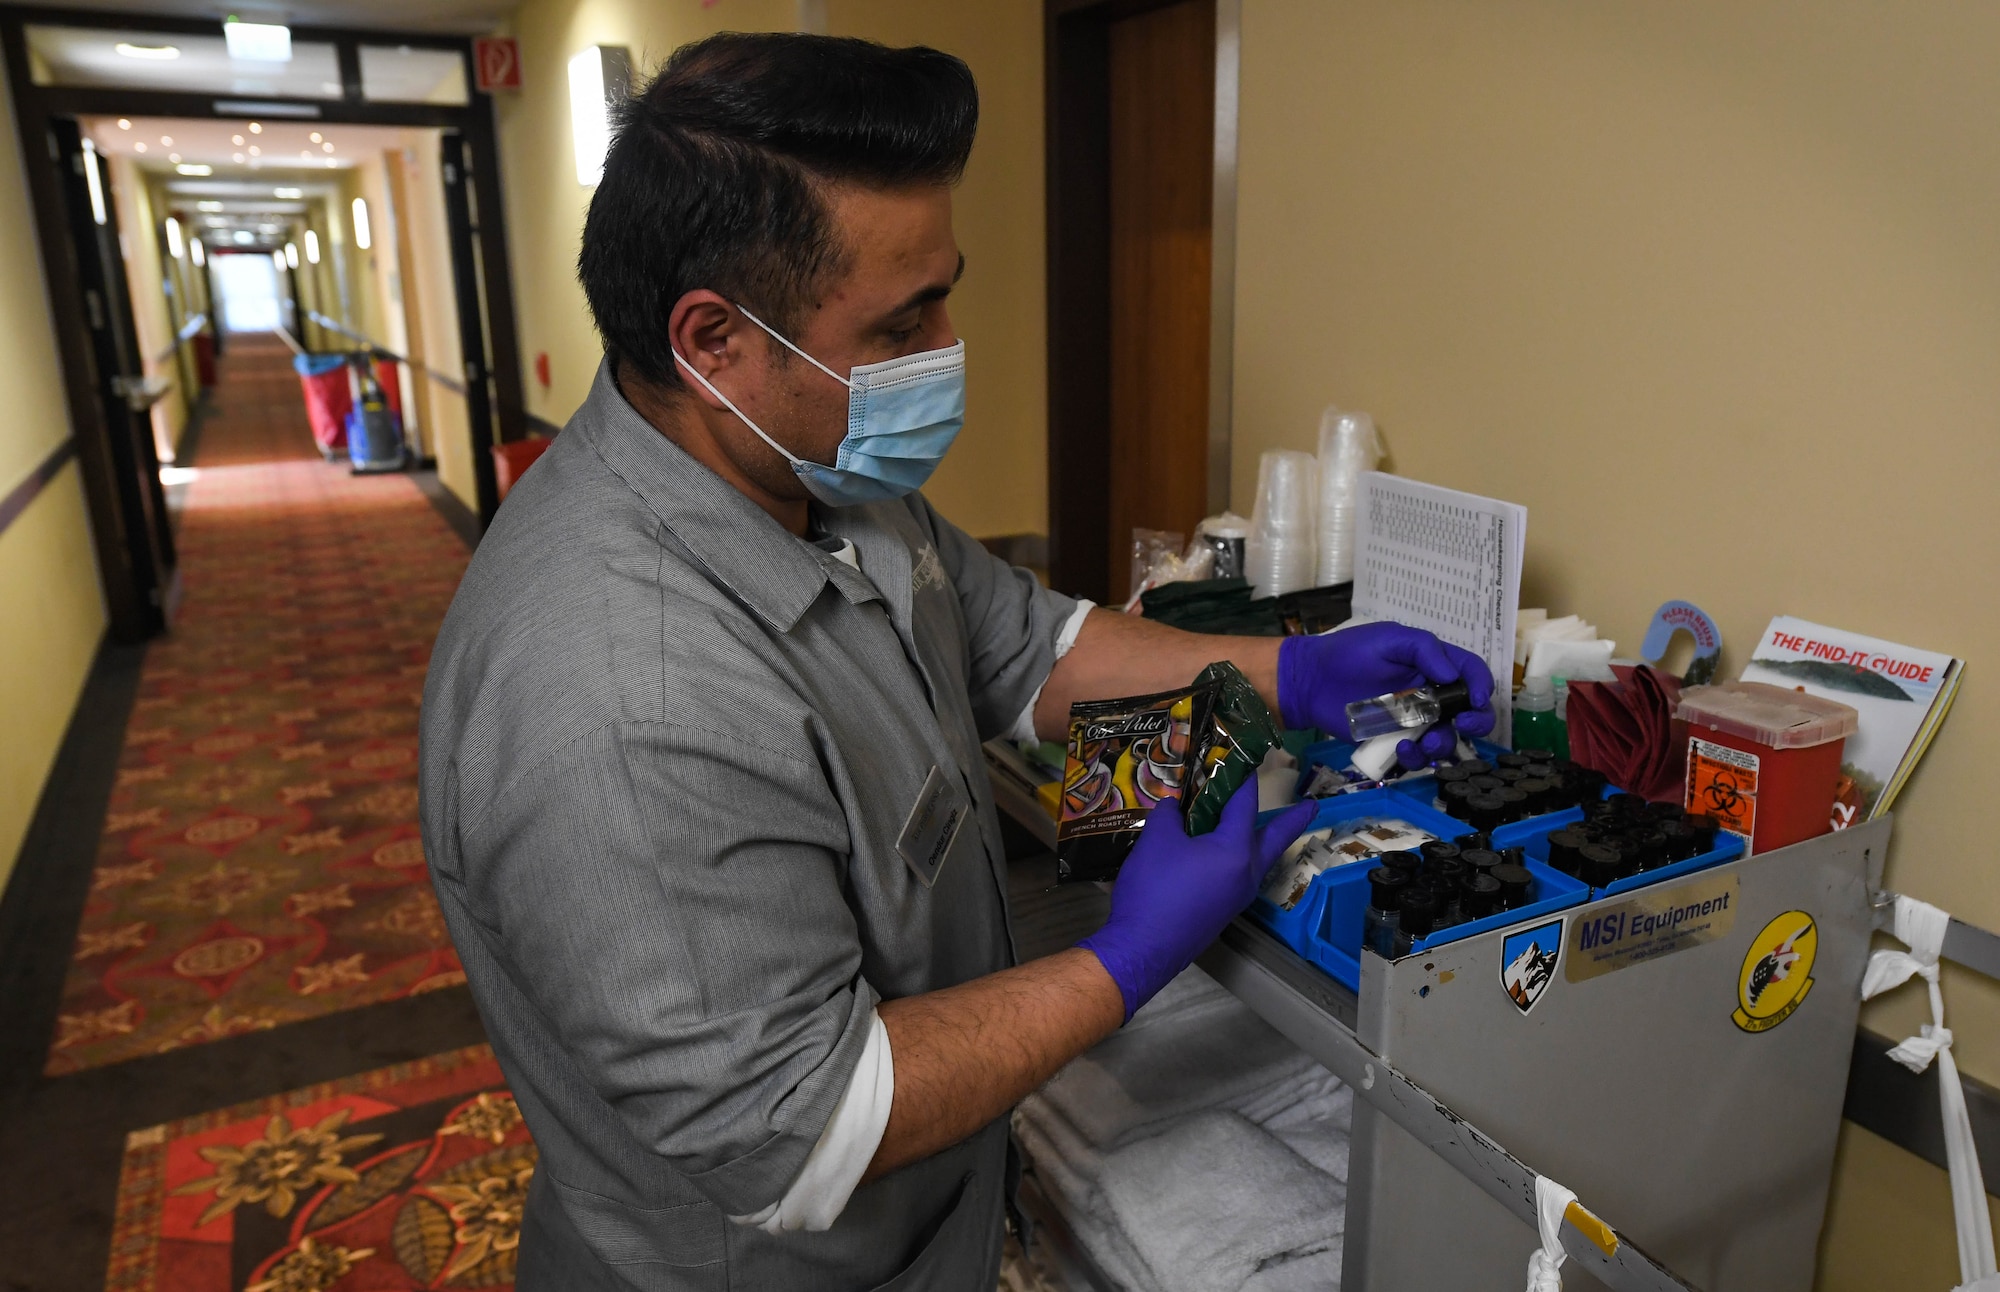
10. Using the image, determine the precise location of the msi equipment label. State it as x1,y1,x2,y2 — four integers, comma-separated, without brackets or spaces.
1564,873,1740,984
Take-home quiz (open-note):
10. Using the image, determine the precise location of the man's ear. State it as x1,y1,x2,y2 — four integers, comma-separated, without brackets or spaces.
666,291,743,410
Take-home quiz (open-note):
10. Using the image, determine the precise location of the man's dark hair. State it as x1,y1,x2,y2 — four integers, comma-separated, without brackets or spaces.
578,33,978,389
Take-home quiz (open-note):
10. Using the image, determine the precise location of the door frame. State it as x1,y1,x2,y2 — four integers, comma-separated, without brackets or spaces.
1042,0,1240,601
0,3,527,640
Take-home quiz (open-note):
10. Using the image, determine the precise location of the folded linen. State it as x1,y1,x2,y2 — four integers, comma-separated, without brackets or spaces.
1100,1110,1345,1292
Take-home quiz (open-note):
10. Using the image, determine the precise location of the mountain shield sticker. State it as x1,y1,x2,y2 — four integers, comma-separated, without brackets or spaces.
1502,919,1564,1014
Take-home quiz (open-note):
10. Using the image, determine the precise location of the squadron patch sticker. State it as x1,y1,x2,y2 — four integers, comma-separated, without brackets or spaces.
1501,918,1563,1014
1732,911,1818,1033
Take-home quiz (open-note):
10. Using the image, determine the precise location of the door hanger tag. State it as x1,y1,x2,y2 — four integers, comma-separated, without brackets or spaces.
895,765,970,890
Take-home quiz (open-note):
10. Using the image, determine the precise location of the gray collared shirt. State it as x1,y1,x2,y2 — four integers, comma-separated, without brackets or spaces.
419,361,1077,1289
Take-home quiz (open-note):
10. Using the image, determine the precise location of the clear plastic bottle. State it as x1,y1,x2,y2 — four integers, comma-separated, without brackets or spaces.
1363,867,1407,957
1346,679,1473,741
1512,676,1568,759
1390,885,1439,956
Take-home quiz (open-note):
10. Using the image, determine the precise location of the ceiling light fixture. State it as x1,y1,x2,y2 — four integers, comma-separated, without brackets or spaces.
115,42,180,61
231,134,245,145
309,131,322,143
116,119,131,130
198,201,224,212
248,146,260,156
223,18,292,63
176,163,213,176
273,187,302,198
321,142,334,153
160,135,172,146
233,152,245,162
234,230,253,244
134,142,147,153
168,152,181,163
248,122,263,134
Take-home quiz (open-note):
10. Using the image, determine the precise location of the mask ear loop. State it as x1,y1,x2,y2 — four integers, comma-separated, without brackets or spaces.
731,302,858,392
669,348,812,476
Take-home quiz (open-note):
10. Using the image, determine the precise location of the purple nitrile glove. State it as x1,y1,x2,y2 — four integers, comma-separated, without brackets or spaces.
1278,621,1497,769
1077,781,1315,1022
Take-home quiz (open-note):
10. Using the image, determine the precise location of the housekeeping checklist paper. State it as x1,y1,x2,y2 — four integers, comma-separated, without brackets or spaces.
1352,472,1526,746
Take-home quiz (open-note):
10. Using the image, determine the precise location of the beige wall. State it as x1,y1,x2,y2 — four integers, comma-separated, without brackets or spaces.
1231,2,2000,1281
0,60,107,894
493,0,1047,536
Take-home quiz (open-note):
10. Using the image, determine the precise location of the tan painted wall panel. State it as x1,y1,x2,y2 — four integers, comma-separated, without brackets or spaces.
1231,3,2000,1275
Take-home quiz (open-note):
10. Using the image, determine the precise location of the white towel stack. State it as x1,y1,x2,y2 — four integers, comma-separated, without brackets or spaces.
1015,968,1352,1292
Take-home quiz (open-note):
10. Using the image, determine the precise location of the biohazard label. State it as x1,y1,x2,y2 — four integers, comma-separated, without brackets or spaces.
1733,911,1818,1033
1688,738,1758,852
1564,873,1739,983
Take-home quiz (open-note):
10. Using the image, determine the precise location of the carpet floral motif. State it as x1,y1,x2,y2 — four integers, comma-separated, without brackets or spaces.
47,338,472,1074
108,1045,536,1291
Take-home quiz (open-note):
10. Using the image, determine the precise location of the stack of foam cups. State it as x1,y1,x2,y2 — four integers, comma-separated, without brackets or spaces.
1315,407,1383,587
1245,450,1318,598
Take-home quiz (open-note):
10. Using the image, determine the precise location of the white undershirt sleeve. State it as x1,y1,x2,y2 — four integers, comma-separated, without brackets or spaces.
727,1007,895,1234
1005,600,1096,744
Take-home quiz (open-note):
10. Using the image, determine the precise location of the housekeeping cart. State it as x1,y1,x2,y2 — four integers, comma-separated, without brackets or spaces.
990,744,1895,1292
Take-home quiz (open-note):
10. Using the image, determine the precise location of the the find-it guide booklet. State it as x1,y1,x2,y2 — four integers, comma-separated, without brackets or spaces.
1737,615,1962,822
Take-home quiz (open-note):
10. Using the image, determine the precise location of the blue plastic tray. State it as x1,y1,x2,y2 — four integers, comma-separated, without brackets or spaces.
1249,788,1590,992
1498,811,1746,899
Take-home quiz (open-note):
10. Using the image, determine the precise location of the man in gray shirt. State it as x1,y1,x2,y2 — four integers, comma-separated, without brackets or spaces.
419,32,1491,1290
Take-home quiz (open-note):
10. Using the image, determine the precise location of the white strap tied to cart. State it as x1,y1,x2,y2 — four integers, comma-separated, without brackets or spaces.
1525,1175,1578,1291
1861,895,1998,1291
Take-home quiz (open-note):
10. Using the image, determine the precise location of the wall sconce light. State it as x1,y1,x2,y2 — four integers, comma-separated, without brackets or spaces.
304,229,320,264
165,216,185,260
352,197,371,250
568,44,631,187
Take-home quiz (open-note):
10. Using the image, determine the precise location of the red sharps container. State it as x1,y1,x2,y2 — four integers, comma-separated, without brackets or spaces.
1674,681,1859,855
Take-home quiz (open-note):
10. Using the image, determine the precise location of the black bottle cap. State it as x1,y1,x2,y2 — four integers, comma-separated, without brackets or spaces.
1647,800,1688,823
1490,863,1535,909
1469,775,1506,794
1419,840,1462,867
1397,884,1440,936
1458,759,1493,778
1433,764,1473,786
1453,830,1493,852
1515,777,1553,813
1522,747,1558,765
1377,850,1423,878
1626,828,1669,872
1545,828,1591,876
1495,787,1530,823
1658,820,1701,862
1501,845,1527,867
1465,794,1509,832
1682,813,1720,847
1432,857,1470,890
1493,767,1529,785
1496,752,1534,771
1365,866,1410,910
1441,780,1479,805
1459,846,1503,875
1429,678,1473,722
1608,792,1649,819
1578,843,1624,888
1462,873,1503,919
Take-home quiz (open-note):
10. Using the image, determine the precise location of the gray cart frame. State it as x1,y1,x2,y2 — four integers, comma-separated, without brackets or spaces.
992,755,1890,1291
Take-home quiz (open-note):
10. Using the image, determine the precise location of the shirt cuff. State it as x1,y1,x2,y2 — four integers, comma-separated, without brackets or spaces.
1005,600,1096,744
727,1007,895,1234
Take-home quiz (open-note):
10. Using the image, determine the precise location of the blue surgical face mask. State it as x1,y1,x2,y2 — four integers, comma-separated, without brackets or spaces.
671,303,965,508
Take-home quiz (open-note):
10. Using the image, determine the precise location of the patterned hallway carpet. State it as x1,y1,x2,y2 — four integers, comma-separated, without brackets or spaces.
48,335,473,1074
107,1044,525,1291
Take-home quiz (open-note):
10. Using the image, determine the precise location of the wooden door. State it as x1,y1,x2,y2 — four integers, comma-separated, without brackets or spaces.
1106,0,1214,603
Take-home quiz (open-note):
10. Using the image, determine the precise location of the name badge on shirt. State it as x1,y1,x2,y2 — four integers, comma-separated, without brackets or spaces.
896,765,970,889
